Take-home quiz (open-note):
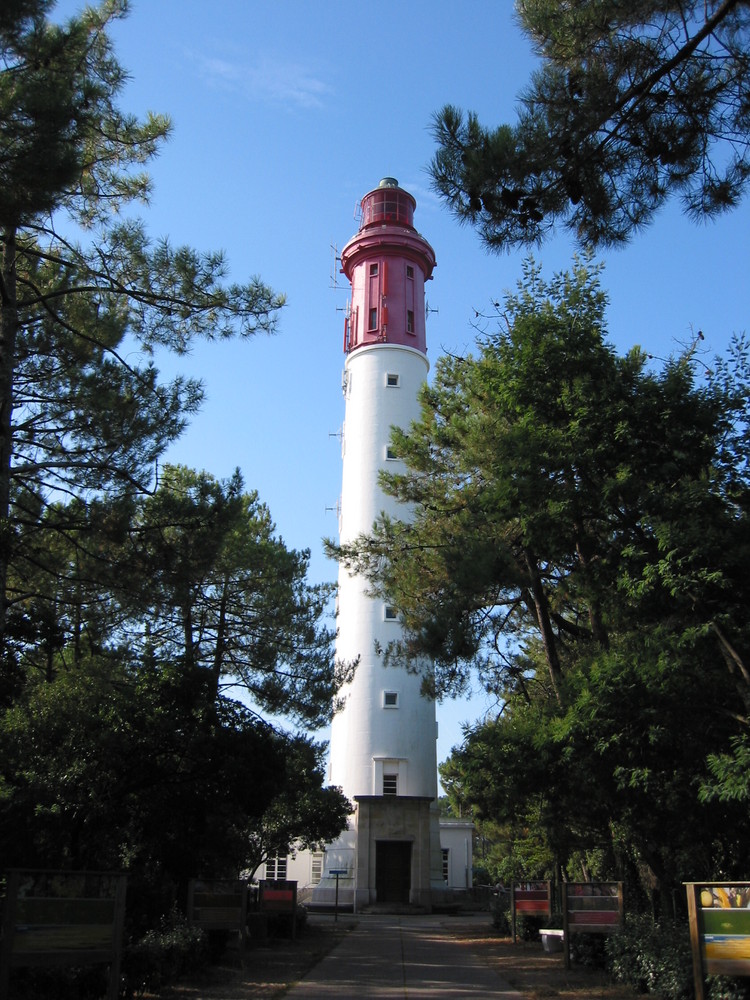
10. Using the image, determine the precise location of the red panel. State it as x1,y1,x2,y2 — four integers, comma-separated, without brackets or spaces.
568,910,619,924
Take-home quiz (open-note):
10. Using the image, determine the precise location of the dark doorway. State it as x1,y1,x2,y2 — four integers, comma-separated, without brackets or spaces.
376,840,412,903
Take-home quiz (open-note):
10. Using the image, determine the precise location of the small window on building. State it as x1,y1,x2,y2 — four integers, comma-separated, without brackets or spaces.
384,605,398,621
407,309,415,333
442,848,450,883
406,265,414,279
386,373,399,387
383,690,399,708
386,445,398,461
311,852,324,885
266,855,288,880
383,773,398,795
369,263,378,276
369,307,378,330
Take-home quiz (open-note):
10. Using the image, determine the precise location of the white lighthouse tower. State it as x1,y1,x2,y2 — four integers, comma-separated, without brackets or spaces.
322,178,444,910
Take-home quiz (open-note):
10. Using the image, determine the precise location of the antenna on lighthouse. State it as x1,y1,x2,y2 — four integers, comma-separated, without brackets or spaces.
330,243,342,289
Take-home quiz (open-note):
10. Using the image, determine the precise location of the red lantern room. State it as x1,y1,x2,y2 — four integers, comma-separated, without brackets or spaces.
340,178,436,356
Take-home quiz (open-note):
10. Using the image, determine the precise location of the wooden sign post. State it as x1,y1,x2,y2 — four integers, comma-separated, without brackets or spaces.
685,881,750,1000
258,880,298,939
0,869,126,1000
187,879,249,947
562,882,623,969
510,881,553,943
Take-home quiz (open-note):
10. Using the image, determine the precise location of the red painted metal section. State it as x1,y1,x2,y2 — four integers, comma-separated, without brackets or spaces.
340,179,436,356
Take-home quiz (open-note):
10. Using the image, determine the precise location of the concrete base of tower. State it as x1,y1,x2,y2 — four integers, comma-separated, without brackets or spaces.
352,795,436,910
310,795,443,910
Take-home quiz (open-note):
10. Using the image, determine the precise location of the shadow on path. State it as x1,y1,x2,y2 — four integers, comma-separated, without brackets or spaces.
286,914,525,999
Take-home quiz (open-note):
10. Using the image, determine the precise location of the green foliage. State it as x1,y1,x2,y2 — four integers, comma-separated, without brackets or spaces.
0,654,319,932
707,976,750,1000
122,909,208,999
0,0,285,656
702,735,750,803
606,913,694,999
489,891,511,933
243,734,351,877
430,2,750,247
0,2,345,957
108,464,342,727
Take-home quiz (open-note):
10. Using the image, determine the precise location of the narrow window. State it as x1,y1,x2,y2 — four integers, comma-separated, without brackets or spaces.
383,691,399,708
369,263,378,276
407,309,415,333
369,307,378,330
442,848,450,883
406,265,414,279
311,852,324,885
383,773,398,795
386,373,399,387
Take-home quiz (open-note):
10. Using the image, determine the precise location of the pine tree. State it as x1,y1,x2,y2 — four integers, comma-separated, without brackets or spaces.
0,1,284,658
430,1,750,248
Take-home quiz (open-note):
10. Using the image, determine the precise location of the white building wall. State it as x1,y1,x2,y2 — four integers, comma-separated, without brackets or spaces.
439,820,475,890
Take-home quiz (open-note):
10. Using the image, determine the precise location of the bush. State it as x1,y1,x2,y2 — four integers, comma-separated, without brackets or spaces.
571,931,608,969
706,976,750,1000
490,891,510,933
122,909,208,999
606,913,693,999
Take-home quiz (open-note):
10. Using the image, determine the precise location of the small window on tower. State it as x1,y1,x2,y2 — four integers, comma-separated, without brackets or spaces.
383,773,398,795
384,605,398,621
386,445,398,461
369,307,378,330
383,691,399,708
386,373,399,387
370,263,378,276
406,265,414,279
407,310,415,333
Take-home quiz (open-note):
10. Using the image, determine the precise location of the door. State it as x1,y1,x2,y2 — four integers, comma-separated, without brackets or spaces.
375,840,412,904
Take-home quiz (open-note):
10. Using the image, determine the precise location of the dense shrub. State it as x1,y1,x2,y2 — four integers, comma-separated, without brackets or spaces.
121,909,207,999
606,913,693,999
490,891,510,933
706,976,750,1000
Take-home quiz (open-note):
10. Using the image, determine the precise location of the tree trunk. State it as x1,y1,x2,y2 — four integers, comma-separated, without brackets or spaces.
0,228,18,645
210,574,230,704
524,547,564,705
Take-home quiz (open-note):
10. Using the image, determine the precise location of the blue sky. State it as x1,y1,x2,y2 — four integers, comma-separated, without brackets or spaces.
53,1,750,773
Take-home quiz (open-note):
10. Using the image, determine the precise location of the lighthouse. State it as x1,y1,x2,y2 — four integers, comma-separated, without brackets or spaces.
322,178,444,909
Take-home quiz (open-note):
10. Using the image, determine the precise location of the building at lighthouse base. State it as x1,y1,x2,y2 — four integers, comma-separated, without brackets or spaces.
258,815,474,912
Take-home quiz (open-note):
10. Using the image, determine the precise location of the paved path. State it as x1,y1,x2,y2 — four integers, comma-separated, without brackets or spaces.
286,914,525,999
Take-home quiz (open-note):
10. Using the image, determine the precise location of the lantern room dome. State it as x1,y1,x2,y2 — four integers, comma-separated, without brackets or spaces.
359,178,415,229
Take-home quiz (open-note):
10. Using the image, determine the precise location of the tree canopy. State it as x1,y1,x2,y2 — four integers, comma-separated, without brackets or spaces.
0,0,285,655
430,0,750,248
0,1,348,942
